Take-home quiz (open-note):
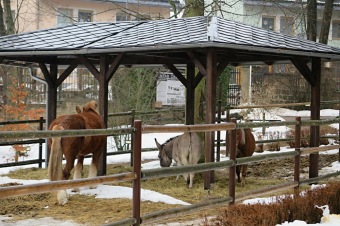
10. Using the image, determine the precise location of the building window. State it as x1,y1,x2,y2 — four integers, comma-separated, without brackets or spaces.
280,17,294,35
262,16,275,31
332,21,340,39
78,10,93,22
57,8,73,27
116,12,128,22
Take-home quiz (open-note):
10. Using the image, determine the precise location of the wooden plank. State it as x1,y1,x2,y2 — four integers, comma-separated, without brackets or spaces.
301,145,340,155
142,123,236,133
0,172,136,199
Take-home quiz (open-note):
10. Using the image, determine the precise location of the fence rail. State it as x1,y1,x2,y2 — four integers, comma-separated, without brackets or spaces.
0,116,339,225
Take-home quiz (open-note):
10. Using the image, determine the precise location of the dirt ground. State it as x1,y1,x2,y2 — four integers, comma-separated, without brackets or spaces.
1,153,339,226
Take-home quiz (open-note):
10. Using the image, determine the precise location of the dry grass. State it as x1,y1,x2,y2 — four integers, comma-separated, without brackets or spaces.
1,154,339,225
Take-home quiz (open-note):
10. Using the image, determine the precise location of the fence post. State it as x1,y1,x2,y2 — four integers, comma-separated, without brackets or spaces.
217,99,222,162
130,110,136,167
38,117,44,168
229,118,237,204
262,112,266,135
294,117,301,196
132,120,142,226
225,104,230,157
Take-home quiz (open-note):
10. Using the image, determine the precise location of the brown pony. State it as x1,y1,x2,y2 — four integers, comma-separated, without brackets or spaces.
235,128,256,185
48,100,106,205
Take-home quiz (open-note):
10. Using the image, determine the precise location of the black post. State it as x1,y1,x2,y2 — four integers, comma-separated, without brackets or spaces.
38,117,44,168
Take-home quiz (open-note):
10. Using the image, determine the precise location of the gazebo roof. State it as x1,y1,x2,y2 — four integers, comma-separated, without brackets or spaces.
0,16,339,66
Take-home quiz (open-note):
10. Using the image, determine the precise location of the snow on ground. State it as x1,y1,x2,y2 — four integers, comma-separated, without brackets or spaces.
0,108,339,225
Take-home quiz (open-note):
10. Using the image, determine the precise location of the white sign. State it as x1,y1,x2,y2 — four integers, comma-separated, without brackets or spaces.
156,77,185,106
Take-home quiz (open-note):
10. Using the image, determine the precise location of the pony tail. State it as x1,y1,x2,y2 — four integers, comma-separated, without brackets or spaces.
48,125,64,181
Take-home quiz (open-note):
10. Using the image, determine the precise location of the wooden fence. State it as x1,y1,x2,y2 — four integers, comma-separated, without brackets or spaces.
0,117,45,168
0,117,339,225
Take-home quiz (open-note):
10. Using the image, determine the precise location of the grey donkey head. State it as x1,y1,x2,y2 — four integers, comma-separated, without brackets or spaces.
154,138,173,167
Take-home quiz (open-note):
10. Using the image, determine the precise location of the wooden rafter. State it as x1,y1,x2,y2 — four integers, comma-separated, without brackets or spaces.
186,50,207,76
38,63,53,87
79,55,100,80
56,64,78,87
290,57,314,85
106,53,124,82
164,64,187,88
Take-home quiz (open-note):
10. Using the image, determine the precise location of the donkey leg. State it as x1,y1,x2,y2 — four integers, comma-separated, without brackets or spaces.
175,161,182,181
72,156,84,192
178,158,190,186
188,173,194,189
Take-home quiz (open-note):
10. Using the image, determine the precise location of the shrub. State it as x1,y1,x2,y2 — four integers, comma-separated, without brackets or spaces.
203,182,340,225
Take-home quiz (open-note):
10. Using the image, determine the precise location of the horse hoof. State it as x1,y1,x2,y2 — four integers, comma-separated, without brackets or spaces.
57,190,69,205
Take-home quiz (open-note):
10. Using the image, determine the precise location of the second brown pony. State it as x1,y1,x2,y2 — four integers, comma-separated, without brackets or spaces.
235,128,256,184
48,100,106,205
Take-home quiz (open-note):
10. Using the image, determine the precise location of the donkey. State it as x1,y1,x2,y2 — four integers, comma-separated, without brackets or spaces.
154,132,202,188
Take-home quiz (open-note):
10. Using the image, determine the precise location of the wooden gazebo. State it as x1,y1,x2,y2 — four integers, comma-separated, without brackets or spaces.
0,16,339,189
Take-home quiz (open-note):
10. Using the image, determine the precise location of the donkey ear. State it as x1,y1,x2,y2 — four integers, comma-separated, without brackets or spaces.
154,138,161,149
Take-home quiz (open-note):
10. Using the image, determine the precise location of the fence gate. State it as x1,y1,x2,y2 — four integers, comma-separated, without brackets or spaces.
227,84,241,106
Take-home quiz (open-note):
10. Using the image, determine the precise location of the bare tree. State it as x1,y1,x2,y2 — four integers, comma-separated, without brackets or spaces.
319,0,334,44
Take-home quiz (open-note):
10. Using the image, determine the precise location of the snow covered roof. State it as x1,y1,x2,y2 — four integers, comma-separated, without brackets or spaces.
0,16,339,66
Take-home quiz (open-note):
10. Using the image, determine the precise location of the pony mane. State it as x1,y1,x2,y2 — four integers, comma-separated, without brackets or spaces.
82,100,98,113
162,135,180,146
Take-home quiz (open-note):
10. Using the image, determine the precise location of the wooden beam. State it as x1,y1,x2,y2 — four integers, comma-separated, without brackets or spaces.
193,72,204,89
79,55,100,80
186,63,195,125
309,57,321,179
290,57,314,85
217,59,230,77
164,64,187,88
204,49,217,190
106,53,124,82
56,64,78,87
45,63,58,168
38,63,53,87
186,50,207,76
98,55,109,176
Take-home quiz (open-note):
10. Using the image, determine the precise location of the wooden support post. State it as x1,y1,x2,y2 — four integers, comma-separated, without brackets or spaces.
38,117,44,168
217,81,222,162
132,120,142,226
309,58,321,179
186,63,195,125
204,49,217,190
44,63,58,168
98,55,109,176
229,118,237,204
294,117,301,197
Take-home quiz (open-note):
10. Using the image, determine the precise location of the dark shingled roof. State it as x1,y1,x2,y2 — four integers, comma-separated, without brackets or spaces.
0,16,340,62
